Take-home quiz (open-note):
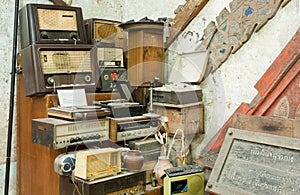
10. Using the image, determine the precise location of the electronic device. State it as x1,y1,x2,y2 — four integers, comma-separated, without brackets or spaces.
74,147,121,181
93,80,146,117
47,106,111,120
98,67,127,92
20,44,99,96
109,116,160,142
54,152,76,176
32,117,109,149
153,83,203,105
128,137,161,162
164,165,205,195
84,18,122,45
19,4,87,49
60,170,146,195
93,99,145,117
97,47,124,67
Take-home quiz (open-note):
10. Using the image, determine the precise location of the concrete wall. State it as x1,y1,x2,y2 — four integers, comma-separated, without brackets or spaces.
167,0,300,155
0,0,185,194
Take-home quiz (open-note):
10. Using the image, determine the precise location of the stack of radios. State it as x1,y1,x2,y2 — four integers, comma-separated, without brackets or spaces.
19,3,127,96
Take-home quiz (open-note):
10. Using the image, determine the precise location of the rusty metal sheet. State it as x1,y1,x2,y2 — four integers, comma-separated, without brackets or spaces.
206,128,300,195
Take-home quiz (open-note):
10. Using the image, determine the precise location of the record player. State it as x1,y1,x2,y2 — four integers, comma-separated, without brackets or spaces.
93,80,146,118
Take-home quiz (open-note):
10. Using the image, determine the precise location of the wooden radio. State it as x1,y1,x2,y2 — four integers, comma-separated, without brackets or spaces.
19,3,87,49
74,147,122,181
84,18,123,46
20,44,99,96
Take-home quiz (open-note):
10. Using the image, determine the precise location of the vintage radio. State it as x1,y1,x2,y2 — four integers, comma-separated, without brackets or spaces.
96,47,127,91
60,170,146,195
32,117,109,149
19,3,87,49
97,47,124,67
74,147,121,181
84,18,122,45
164,165,205,195
109,116,160,142
98,67,127,92
20,44,99,96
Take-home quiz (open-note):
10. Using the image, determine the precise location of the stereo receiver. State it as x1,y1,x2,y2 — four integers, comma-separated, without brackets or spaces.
32,117,109,149
109,116,159,142
19,3,87,49
20,44,99,96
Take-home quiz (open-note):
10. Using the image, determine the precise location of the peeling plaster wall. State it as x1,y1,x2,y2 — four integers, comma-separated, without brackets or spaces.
122,0,186,22
0,0,184,194
167,0,300,155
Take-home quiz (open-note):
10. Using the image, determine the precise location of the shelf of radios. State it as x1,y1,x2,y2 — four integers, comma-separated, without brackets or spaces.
16,74,120,195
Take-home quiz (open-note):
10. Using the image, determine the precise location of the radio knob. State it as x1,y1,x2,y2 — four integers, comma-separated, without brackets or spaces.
41,31,48,39
95,134,101,139
84,75,92,83
103,74,109,80
70,32,78,40
47,77,55,85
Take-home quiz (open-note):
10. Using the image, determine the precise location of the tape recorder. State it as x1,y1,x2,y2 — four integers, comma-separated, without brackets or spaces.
20,44,99,96
19,3,87,49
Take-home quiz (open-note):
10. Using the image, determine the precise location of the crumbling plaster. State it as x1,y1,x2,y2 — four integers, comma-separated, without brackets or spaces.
167,0,300,155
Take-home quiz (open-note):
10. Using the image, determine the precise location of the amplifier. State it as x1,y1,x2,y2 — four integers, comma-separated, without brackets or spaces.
60,171,146,195
74,147,121,180
109,116,160,142
98,67,127,92
164,165,205,195
32,117,109,149
19,4,87,49
20,44,99,96
84,18,122,45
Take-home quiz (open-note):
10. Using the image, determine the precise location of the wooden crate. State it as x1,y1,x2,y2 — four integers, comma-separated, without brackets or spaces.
232,114,300,138
153,102,204,135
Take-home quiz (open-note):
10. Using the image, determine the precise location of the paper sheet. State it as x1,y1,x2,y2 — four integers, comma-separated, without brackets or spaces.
57,89,87,107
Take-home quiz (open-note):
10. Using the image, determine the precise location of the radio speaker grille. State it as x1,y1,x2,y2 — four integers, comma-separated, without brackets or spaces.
37,8,78,31
74,147,121,180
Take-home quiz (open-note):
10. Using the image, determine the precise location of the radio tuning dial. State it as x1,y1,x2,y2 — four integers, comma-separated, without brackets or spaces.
84,75,92,83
